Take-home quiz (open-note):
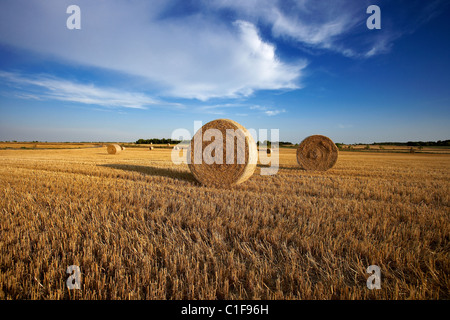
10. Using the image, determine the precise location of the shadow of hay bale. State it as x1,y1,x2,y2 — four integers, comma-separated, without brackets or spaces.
100,164,197,183
257,164,301,171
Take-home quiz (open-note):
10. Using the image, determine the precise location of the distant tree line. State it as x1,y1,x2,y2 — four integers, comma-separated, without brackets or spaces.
136,138,184,144
256,141,294,147
136,138,449,147
372,140,450,147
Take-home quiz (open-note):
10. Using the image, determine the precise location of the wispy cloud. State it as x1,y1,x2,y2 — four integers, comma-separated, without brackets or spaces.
193,103,286,116
264,109,286,116
194,103,244,115
207,0,449,58
208,0,362,55
0,70,287,117
249,104,286,116
0,71,171,109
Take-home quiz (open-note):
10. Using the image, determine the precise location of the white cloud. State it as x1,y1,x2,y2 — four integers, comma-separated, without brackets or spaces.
195,103,244,115
0,0,305,101
264,109,286,116
193,103,285,116
2,0,441,109
249,104,285,116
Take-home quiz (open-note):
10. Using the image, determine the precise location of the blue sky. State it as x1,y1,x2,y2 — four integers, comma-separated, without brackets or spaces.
0,0,449,144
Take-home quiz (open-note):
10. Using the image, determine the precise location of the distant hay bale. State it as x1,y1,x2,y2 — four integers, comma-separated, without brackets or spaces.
410,147,415,154
174,146,179,150
296,135,338,171
107,144,122,155
258,147,271,154
167,143,170,147
120,145,126,151
188,119,257,187
149,146,154,150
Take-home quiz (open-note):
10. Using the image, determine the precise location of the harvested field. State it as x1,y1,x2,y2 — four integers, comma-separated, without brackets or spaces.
0,146,449,299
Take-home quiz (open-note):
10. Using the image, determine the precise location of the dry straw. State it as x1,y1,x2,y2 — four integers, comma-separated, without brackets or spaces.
188,119,257,187
296,135,338,171
107,144,122,155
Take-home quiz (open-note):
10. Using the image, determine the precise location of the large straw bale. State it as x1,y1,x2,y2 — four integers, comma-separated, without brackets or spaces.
188,119,257,187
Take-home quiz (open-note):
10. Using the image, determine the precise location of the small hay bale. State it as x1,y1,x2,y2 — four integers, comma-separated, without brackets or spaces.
107,144,122,155
188,119,257,187
410,147,415,154
174,146,179,150
120,145,126,151
258,147,271,154
149,146,154,150
296,135,338,171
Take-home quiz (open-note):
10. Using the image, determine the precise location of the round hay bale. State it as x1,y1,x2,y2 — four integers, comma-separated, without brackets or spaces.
188,119,257,187
107,144,122,155
149,146,154,150
120,145,126,151
258,147,271,154
296,135,338,171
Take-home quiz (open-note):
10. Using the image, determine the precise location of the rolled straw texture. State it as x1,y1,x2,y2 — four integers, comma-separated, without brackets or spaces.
107,144,122,155
188,119,257,187
296,135,338,171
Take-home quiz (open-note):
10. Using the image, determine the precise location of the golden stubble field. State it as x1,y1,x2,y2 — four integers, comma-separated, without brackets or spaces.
0,145,449,299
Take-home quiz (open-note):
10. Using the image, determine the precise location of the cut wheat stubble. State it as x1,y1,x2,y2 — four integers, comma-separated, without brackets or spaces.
296,135,338,171
187,119,258,187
